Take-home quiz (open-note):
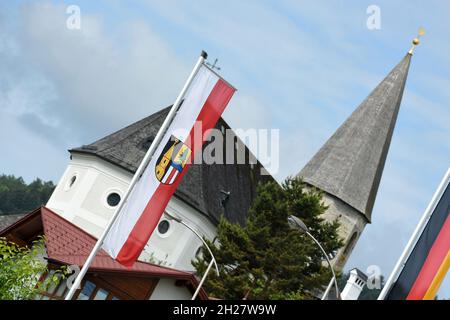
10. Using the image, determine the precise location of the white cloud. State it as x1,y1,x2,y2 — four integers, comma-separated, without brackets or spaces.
4,2,190,145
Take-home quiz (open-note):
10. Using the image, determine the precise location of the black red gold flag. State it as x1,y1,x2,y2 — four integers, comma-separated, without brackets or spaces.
387,181,450,300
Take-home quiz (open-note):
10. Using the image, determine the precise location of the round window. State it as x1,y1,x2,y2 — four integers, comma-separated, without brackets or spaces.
157,220,170,235
107,192,121,207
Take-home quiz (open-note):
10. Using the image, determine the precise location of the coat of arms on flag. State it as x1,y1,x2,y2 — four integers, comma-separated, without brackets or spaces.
102,58,236,267
155,136,191,185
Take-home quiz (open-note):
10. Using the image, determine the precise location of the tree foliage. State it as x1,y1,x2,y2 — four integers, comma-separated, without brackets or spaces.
0,237,65,300
0,175,55,215
193,177,343,300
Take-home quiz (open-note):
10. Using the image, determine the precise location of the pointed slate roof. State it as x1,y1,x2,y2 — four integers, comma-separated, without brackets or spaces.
298,53,412,222
70,107,271,226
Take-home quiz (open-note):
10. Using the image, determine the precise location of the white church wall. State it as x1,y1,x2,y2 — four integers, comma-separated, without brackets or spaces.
47,153,217,271
149,279,192,300
47,153,129,236
138,196,217,271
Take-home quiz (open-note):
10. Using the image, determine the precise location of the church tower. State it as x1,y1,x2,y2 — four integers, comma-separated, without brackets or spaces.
298,44,417,271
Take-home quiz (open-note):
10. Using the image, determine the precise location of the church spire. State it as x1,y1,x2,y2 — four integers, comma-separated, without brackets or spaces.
298,44,416,223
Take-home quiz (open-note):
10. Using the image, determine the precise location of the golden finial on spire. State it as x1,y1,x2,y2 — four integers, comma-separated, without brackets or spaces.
409,27,426,55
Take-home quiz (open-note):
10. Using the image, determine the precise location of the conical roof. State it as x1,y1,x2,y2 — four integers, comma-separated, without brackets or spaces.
298,53,412,222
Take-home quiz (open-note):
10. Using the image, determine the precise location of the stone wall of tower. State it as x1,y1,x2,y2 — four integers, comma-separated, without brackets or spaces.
319,192,368,271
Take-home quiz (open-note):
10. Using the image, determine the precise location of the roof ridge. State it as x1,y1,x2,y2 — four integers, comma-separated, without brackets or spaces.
72,106,171,154
95,109,169,154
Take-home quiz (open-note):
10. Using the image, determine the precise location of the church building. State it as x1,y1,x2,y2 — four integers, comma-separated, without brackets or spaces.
0,42,418,299
46,112,270,272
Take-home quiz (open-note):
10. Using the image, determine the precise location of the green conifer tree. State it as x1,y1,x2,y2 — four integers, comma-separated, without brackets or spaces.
193,177,343,300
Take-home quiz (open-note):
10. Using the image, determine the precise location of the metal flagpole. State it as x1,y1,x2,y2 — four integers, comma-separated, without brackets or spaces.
304,230,340,300
321,277,335,300
164,212,219,300
377,167,450,300
164,212,219,276
64,50,208,300
192,259,214,300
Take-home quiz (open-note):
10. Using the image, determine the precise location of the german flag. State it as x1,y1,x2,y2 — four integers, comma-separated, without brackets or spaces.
387,181,450,300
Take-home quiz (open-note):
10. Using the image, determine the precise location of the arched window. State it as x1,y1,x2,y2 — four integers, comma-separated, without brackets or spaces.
64,173,79,191
69,176,77,188
343,231,358,256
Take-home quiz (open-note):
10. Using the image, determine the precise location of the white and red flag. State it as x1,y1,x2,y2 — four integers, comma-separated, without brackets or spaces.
102,63,235,267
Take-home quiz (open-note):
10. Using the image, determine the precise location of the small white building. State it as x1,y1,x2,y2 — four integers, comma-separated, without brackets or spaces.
341,268,368,300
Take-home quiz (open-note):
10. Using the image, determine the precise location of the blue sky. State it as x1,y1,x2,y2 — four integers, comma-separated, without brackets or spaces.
1,1,449,298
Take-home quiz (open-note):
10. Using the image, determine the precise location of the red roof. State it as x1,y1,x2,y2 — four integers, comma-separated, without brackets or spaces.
1,206,208,299
41,207,193,278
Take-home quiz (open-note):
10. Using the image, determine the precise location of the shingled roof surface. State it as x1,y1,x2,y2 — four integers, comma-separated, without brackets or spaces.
71,107,272,225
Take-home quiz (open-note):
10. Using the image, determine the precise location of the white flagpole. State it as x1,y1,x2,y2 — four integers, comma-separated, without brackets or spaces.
64,50,208,300
192,259,214,300
321,277,334,300
377,167,450,300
